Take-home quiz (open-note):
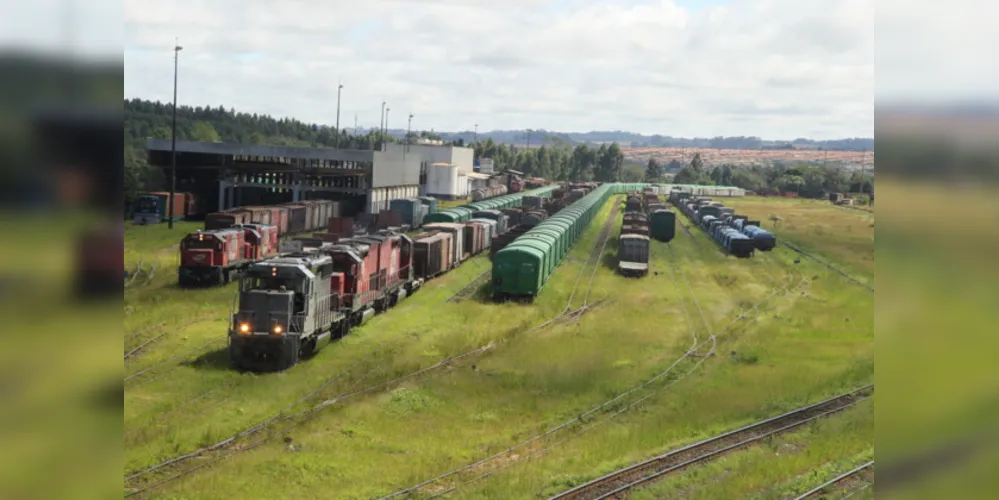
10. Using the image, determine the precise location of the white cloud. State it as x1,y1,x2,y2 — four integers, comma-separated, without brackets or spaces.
122,0,878,139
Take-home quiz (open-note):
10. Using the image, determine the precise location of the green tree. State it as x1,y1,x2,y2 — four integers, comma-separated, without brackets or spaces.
645,158,661,181
190,121,222,142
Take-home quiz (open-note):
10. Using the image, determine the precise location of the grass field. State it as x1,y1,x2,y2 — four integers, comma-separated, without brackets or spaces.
124,193,874,499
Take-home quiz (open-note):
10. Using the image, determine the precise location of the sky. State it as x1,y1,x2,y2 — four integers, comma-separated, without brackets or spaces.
4,0,997,140
112,0,883,140
35,0,955,141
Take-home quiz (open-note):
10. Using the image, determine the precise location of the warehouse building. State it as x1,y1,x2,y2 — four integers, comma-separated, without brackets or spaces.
144,139,422,217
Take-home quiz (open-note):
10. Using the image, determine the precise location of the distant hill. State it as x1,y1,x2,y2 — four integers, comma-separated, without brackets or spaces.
436,129,873,152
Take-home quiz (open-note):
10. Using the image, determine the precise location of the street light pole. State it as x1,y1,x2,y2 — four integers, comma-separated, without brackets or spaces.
335,82,343,148
385,107,391,146
169,39,183,229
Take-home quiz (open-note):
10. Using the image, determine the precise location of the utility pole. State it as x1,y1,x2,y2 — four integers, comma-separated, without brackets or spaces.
527,129,532,149
169,39,183,229
407,113,414,152
334,82,343,148
354,113,358,136
474,123,478,145
379,100,386,150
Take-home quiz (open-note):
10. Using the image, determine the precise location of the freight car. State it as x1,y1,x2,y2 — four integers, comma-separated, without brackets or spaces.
493,183,628,301
178,224,281,286
423,185,557,225
204,199,341,236
741,225,777,251
471,185,508,201
617,202,650,277
133,192,196,224
670,195,765,258
618,234,650,277
649,209,676,242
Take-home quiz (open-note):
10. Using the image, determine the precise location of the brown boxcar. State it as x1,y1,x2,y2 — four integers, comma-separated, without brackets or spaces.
414,234,441,279
461,222,482,257
241,206,273,226
204,208,252,230
423,223,464,266
282,203,308,234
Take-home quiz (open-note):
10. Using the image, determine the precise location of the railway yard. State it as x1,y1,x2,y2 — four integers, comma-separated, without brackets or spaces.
124,186,874,499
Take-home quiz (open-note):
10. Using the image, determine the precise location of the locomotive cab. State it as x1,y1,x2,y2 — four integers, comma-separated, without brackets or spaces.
229,256,335,372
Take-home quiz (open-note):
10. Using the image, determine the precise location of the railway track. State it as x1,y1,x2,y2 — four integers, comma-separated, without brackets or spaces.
446,269,491,303
124,342,493,497
124,201,627,497
550,385,874,500
779,240,873,293
794,461,874,499
381,206,813,498
380,214,722,499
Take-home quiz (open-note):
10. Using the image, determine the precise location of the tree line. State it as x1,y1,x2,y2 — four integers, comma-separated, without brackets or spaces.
470,138,625,182
644,153,874,198
124,98,628,203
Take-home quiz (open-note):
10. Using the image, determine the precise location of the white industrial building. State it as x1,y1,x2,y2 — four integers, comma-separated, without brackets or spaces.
384,142,476,199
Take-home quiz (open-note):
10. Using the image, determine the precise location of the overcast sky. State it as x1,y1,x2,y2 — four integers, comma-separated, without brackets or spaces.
85,0,998,143
116,0,884,140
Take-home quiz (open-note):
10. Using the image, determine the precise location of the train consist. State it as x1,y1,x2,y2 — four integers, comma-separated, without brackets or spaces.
615,187,677,277
132,192,198,224
669,192,776,257
228,188,558,371
491,183,649,301
618,197,650,277
177,187,555,288
471,185,508,201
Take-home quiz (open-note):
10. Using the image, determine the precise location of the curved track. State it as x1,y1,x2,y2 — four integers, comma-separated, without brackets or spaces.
378,205,729,499
550,385,874,500
124,342,493,497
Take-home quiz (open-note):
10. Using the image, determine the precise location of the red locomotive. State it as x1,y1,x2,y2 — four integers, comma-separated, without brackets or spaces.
178,224,281,286
229,231,422,371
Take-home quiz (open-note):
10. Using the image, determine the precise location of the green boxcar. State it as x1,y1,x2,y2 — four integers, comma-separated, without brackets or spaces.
492,182,618,301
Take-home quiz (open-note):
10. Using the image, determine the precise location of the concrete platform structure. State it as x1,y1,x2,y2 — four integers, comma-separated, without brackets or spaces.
145,139,421,216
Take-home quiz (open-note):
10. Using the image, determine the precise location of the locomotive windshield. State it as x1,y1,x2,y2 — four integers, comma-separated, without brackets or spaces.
183,239,219,250
244,276,299,292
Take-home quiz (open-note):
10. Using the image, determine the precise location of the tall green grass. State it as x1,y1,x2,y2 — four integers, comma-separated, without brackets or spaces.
124,196,873,499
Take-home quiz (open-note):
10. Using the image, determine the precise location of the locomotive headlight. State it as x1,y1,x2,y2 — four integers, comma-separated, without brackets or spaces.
273,325,283,335
239,323,250,334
